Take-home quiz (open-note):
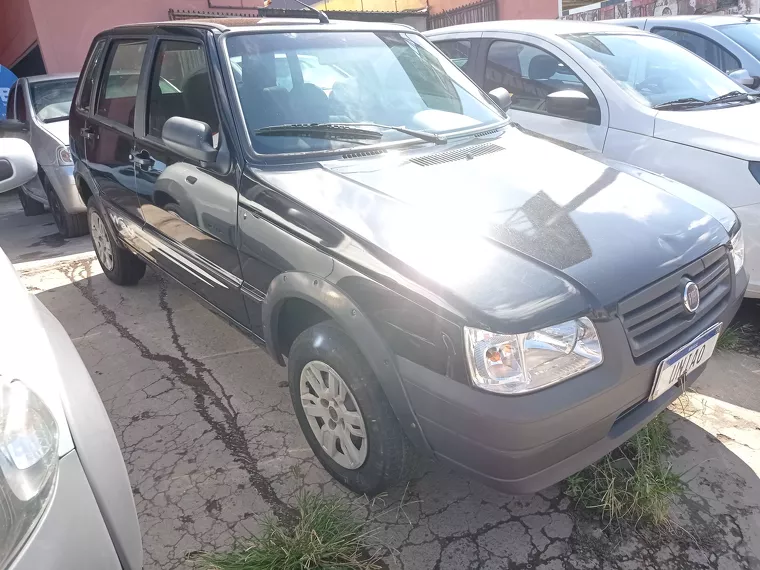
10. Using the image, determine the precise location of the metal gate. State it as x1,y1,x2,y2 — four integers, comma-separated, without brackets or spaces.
427,0,497,30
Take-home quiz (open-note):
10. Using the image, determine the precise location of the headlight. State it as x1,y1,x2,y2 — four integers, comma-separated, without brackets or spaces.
731,229,744,274
56,146,72,166
0,380,59,568
464,317,602,394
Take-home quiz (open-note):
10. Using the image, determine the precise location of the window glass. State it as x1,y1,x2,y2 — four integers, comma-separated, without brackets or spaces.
435,40,472,69
485,40,599,122
30,78,77,122
16,85,28,123
146,40,219,145
653,28,741,72
95,40,147,128
226,31,502,155
6,83,16,120
718,22,760,61
564,32,744,108
78,39,106,112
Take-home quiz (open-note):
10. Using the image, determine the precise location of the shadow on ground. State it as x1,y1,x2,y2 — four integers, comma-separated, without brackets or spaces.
16,252,760,570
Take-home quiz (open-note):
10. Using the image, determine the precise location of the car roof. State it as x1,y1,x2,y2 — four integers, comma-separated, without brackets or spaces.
107,17,411,35
424,19,649,37
24,73,80,84
623,14,758,28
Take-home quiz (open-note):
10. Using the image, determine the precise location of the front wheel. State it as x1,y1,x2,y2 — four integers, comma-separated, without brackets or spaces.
18,188,45,216
88,198,146,286
45,178,87,237
288,320,417,495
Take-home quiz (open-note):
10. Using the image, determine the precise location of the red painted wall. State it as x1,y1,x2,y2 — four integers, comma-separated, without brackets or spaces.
0,0,38,68
429,0,558,18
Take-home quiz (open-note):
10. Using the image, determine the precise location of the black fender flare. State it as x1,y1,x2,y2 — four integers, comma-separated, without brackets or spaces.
262,271,432,456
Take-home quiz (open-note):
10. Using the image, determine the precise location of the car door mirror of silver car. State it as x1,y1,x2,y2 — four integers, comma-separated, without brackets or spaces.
0,139,37,194
728,69,757,88
162,116,218,164
0,119,29,133
546,90,590,121
488,87,512,112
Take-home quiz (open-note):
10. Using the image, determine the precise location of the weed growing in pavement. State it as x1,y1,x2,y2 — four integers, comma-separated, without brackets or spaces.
198,492,382,570
565,414,684,527
715,324,752,352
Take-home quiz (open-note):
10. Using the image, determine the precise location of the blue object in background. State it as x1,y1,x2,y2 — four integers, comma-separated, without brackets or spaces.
0,66,18,120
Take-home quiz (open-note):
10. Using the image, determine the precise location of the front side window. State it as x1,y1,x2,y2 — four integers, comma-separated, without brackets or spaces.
718,22,760,61
435,40,472,70
146,40,219,143
564,32,747,108
30,78,77,122
225,31,503,155
95,40,147,128
652,28,740,72
484,40,600,123
78,39,106,112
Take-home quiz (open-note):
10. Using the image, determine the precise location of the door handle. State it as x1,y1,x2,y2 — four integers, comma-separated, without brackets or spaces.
80,127,96,140
131,151,155,168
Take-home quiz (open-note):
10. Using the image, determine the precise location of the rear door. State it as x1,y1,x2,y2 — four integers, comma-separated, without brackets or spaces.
86,37,148,221
478,33,609,152
132,34,248,327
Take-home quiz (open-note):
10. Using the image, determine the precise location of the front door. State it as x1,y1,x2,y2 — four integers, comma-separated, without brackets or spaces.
86,38,148,222
479,34,609,152
133,38,248,327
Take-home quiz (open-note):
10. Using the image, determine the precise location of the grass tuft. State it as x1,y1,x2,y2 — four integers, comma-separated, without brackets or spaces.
565,414,683,527
716,325,746,352
199,492,382,570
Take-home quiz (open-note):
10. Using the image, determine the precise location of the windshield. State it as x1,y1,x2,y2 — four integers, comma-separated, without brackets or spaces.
30,78,77,122
718,22,760,61
563,33,743,108
225,31,503,154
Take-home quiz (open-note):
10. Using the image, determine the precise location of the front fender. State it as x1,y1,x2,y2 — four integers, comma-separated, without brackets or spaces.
262,271,432,455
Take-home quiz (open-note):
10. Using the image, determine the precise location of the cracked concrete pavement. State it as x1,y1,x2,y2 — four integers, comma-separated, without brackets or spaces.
1,192,759,569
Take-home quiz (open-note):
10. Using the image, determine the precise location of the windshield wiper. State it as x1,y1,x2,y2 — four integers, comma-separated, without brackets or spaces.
653,97,706,110
255,122,447,145
42,116,69,124
703,90,753,106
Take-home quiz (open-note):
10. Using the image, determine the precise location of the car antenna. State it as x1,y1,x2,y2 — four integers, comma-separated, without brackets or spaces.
292,0,330,23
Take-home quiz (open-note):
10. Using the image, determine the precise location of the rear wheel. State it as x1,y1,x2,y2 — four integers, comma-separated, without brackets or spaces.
17,188,45,216
88,198,146,286
288,320,417,495
45,178,87,238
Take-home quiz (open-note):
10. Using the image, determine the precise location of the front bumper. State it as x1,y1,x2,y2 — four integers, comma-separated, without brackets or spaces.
9,451,123,570
41,164,84,214
399,269,746,494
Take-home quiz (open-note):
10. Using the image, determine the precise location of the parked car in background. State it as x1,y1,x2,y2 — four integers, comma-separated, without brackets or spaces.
0,138,142,570
611,15,760,88
427,20,760,298
71,18,745,496
0,74,88,238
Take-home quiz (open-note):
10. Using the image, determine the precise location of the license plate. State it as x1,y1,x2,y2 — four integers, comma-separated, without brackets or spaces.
649,322,722,401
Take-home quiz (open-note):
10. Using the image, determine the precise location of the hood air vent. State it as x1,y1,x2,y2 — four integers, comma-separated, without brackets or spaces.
410,143,503,167
342,149,387,159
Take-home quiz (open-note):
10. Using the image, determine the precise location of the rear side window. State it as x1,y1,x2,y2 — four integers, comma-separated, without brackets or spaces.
652,28,741,72
146,40,219,144
77,39,106,112
95,40,147,128
435,40,472,70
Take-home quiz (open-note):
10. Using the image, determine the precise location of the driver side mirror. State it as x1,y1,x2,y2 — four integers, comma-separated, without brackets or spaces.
162,116,217,164
0,139,37,194
0,119,29,133
728,68,757,88
488,87,512,111
546,90,590,121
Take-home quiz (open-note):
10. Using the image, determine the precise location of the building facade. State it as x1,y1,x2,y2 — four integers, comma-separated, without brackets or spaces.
563,0,759,20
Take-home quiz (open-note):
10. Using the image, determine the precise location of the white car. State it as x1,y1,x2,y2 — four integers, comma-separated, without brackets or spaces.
427,20,760,297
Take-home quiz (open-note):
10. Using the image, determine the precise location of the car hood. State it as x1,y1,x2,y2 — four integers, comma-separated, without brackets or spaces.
0,248,74,458
654,102,760,161
256,128,731,327
38,119,69,146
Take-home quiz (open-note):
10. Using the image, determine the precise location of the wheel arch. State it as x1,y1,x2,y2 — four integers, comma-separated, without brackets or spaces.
262,271,432,456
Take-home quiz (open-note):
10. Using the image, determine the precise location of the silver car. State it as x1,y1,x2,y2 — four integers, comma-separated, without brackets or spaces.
1,74,88,237
0,138,142,569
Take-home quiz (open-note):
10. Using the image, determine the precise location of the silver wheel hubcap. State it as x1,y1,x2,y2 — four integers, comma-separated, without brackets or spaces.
300,360,368,470
90,211,114,271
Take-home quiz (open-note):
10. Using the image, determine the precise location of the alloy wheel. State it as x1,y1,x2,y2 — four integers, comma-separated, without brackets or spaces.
90,210,114,271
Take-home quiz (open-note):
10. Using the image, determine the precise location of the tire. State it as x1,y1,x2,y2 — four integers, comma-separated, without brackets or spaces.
288,320,417,495
87,197,146,286
17,188,46,216
44,177,88,238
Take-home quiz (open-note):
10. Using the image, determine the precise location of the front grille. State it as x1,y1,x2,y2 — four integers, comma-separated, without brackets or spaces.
618,246,731,361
